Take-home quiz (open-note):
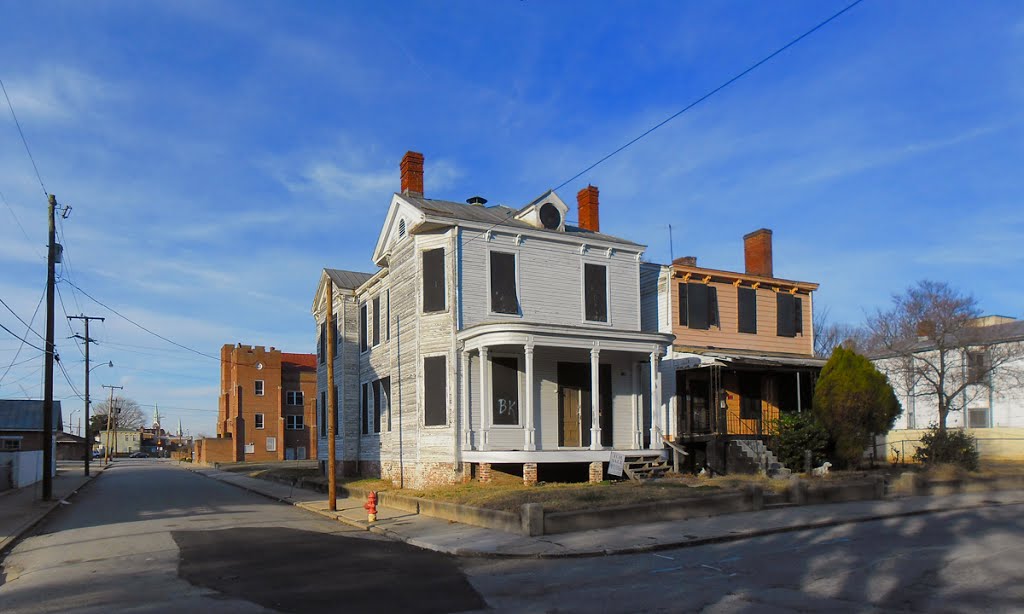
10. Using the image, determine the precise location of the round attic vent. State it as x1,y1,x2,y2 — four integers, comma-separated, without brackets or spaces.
539,202,561,230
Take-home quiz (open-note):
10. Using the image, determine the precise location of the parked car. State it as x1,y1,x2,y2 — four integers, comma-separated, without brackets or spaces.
129,452,149,458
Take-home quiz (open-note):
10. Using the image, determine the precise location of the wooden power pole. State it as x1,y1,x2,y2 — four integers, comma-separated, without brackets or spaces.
42,194,57,500
326,281,338,511
69,315,104,476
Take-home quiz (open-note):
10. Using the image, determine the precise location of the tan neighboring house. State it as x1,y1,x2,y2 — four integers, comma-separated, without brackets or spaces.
640,229,824,474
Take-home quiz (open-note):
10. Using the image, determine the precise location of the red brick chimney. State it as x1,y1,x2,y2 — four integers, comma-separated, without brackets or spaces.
743,229,773,278
577,185,599,232
400,151,424,197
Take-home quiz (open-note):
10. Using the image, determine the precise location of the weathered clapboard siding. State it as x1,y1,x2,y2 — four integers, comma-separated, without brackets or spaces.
639,263,662,333
387,226,422,468
460,229,642,331
672,280,814,356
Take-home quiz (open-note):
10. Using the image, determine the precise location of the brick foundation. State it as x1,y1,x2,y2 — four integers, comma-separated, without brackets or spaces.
479,462,492,483
589,461,604,483
523,462,538,486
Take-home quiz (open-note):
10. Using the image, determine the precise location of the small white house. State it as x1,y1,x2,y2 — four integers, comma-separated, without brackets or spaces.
312,151,672,488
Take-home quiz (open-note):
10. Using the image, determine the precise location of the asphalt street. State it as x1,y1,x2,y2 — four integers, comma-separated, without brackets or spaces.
1,460,1022,613
0,460,482,614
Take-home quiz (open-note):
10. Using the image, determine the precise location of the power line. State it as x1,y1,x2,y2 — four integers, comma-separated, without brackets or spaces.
553,0,867,191
57,357,83,400
0,281,46,385
0,321,45,352
0,77,47,197
60,279,220,362
0,296,45,341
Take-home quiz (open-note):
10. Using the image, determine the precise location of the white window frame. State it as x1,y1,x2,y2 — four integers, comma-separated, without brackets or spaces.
286,415,304,430
254,413,265,430
255,380,265,396
580,258,612,326
1,436,22,451
487,248,522,318
244,443,255,454
266,436,277,452
286,391,304,406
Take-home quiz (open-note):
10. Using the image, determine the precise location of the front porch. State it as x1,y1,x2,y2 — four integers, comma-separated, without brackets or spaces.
457,323,674,474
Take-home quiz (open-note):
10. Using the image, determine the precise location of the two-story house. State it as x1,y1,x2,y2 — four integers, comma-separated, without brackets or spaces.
640,230,824,474
313,151,673,488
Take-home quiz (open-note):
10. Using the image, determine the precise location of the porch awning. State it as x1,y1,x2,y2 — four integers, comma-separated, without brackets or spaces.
671,350,826,370
459,321,673,353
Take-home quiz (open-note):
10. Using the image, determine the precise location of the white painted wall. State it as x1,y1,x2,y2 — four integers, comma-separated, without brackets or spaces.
0,450,50,488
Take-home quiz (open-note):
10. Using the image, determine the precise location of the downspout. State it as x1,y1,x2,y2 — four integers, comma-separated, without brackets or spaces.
452,228,462,471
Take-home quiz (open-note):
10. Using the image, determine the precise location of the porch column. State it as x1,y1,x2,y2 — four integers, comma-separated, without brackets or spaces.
479,347,490,449
590,347,601,451
524,343,536,451
649,350,662,448
462,350,473,449
796,371,802,413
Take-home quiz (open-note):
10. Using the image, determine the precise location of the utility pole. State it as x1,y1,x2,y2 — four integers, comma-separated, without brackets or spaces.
326,281,338,511
70,315,104,476
102,384,123,464
42,194,57,500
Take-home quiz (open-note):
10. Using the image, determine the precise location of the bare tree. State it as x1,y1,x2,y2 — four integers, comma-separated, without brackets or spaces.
866,280,1024,431
814,305,869,358
93,395,145,431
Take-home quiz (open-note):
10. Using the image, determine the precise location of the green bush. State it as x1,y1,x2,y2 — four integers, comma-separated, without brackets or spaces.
773,412,830,471
914,426,979,471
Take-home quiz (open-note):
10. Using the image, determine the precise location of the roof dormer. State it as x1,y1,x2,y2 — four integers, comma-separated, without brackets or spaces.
515,190,569,232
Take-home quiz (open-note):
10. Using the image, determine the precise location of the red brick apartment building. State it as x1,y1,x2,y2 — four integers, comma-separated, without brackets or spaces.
196,344,317,463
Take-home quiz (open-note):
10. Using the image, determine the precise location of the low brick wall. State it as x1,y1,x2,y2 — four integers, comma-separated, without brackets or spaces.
883,427,1024,462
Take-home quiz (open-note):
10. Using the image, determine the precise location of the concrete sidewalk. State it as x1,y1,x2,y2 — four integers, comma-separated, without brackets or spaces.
188,465,1024,559
0,466,104,556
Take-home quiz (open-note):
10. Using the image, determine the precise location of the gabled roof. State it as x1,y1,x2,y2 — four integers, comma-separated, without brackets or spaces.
0,399,63,432
401,194,644,247
872,318,1024,359
325,269,375,290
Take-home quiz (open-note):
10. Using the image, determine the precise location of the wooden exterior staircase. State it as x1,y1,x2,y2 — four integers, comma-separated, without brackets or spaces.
621,451,671,481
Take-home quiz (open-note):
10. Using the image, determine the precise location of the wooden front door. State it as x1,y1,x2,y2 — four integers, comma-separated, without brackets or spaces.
560,387,582,447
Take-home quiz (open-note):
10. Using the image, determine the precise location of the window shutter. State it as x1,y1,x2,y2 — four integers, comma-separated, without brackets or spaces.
359,304,368,352
361,384,368,434
372,380,381,433
777,293,796,337
708,286,719,328
738,287,757,334
372,296,381,346
794,297,803,334
678,283,688,326
332,316,339,358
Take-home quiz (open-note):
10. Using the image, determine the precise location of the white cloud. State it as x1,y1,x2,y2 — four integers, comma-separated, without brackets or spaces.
2,66,123,121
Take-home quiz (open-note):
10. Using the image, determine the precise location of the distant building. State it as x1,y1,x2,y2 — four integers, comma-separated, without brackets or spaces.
95,428,141,456
196,344,317,464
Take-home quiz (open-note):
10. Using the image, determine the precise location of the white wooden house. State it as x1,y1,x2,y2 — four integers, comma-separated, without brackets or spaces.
312,152,672,488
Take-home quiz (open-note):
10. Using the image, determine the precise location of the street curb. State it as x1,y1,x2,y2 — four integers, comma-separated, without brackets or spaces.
0,465,109,558
182,466,1024,559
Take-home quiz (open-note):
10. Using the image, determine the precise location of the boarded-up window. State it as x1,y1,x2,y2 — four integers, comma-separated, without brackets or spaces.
708,287,719,327
795,297,803,334
422,248,446,312
360,303,368,351
584,263,608,322
361,383,369,434
678,283,688,326
372,296,381,346
332,316,338,358
491,356,519,425
490,252,519,314
687,283,709,330
423,355,447,426
740,374,761,420
381,377,392,431
968,351,990,384
320,391,327,437
777,293,798,337
332,385,339,436
738,287,757,334
968,407,989,428
372,379,382,433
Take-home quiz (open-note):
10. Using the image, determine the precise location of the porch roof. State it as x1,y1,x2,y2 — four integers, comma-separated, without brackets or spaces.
671,350,825,370
458,322,672,353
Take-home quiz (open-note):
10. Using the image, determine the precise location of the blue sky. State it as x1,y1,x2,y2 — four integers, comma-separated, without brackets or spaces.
1,1,1022,436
